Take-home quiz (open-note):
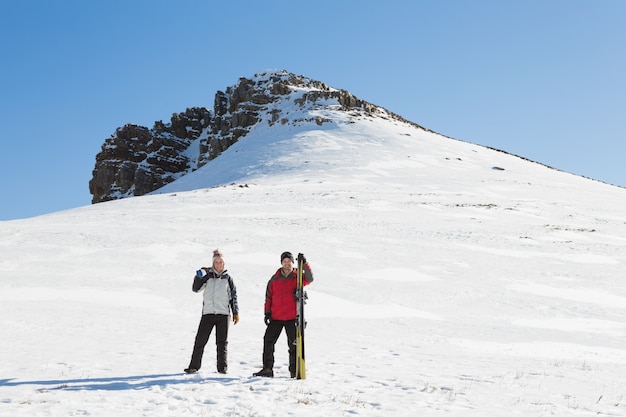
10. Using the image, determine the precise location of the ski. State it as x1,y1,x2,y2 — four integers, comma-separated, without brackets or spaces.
295,253,307,379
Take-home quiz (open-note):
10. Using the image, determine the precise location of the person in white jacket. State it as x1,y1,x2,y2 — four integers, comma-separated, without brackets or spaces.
184,249,239,374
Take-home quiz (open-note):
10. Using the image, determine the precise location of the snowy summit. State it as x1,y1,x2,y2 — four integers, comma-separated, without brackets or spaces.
89,70,424,203
1,69,626,416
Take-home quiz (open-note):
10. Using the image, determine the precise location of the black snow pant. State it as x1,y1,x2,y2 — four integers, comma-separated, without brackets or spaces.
262,319,296,372
188,314,229,372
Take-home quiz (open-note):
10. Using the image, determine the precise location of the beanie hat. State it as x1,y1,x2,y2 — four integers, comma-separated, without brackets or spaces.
280,251,294,262
212,249,224,263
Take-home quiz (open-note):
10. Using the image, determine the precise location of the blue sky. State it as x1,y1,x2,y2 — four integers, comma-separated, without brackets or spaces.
1,0,625,220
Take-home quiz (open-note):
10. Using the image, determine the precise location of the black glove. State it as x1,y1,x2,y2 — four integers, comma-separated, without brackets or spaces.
264,313,271,326
299,253,307,265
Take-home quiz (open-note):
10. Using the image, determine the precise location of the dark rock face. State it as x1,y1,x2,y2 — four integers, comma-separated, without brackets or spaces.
89,70,423,203
89,108,211,203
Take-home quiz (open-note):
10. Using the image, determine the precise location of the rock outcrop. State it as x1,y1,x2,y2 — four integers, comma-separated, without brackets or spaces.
89,70,424,203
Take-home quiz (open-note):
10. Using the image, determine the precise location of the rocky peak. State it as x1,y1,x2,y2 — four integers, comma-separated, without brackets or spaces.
89,70,423,203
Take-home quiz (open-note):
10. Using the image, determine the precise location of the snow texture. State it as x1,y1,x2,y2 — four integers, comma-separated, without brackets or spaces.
1,104,626,416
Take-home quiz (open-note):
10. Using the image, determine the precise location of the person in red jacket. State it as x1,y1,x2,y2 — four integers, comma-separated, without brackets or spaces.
253,251,314,378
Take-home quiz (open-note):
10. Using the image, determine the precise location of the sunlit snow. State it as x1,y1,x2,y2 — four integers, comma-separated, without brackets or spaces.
1,89,626,416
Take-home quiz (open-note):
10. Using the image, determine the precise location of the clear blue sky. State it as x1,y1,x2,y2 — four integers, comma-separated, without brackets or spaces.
1,0,625,220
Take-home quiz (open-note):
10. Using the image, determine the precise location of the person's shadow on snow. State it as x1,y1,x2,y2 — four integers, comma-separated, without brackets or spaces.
0,374,236,391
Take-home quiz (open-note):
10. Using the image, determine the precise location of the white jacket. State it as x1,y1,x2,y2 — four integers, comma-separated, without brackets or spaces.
192,268,238,316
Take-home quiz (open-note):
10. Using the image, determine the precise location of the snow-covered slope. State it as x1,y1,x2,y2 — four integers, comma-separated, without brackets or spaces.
1,107,626,416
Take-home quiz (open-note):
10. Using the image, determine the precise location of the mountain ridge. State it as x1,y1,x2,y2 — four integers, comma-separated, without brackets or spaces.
89,70,436,203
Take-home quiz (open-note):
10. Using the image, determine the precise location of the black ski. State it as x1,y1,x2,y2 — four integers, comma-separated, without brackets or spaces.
295,253,307,379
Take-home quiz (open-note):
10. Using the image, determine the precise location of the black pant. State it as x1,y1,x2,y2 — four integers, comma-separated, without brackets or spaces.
188,314,229,371
262,319,296,372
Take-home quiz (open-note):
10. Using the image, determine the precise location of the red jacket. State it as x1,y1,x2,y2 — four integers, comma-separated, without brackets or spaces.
264,264,314,321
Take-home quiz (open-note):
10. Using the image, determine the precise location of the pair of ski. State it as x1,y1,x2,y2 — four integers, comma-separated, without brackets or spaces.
294,253,307,380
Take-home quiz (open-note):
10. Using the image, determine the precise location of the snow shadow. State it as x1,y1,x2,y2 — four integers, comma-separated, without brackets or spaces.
0,374,236,391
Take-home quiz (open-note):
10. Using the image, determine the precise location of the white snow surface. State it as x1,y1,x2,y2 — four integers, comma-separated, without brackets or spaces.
2,106,626,416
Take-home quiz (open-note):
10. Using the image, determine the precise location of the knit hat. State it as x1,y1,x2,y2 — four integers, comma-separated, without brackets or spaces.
212,249,224,263
280,251,294,262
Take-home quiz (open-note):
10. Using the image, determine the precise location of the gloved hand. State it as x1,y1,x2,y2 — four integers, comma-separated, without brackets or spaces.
299,253,307,265
196,269,204,278
233,314,240,325
264,312,271,326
